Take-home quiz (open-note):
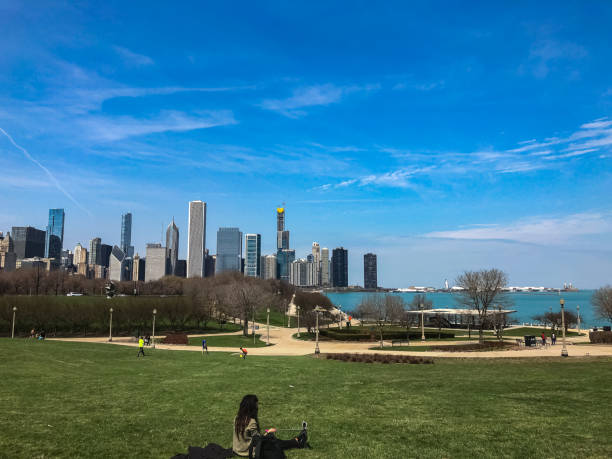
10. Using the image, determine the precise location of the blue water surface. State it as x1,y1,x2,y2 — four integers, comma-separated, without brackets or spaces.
325,290,608,328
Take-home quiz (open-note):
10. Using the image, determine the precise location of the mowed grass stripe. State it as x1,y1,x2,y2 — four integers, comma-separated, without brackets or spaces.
1,339,611,458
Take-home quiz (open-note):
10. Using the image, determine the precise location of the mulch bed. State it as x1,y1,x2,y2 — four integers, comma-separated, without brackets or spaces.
429,341,513,352
325,353,434,364
161,333,189,345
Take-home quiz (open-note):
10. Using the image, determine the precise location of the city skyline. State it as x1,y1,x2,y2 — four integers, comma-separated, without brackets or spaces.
1,2,612,287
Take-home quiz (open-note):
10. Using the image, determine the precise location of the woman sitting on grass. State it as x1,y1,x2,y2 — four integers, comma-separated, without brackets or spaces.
233,394,307,457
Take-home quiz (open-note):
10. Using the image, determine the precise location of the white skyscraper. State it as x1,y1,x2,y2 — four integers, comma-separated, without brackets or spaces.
187,201,206,278
312,242,321,286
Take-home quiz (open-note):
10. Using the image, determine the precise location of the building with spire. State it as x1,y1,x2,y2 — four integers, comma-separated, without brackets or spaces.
166,218,179,276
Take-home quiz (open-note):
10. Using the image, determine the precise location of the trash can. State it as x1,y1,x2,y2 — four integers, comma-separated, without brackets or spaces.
524,335,536,347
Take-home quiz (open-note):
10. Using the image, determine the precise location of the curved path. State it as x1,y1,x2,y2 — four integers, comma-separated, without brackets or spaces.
49,324,612,358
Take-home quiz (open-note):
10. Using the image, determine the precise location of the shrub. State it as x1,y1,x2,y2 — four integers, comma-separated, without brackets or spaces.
589,331,612,344
323,353,433,364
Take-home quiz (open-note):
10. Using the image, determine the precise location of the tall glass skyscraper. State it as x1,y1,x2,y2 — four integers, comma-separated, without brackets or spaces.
45,208,65,259
364,253,377,289
244,234,261,277
166,218,179,276
120,213,133,257
332,247,349,287
89,237,102,266
216,227,242,273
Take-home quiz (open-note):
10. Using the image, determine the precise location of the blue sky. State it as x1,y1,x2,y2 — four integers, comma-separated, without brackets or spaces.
1,1,612,287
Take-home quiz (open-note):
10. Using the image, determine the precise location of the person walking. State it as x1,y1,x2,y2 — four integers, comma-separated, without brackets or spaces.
137,336,145,357
202,338,208,356
541,332,547,347
551,332,556,345
240,347,248,359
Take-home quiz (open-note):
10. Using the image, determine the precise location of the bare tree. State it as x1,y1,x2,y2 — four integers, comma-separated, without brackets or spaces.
356,294,404,349
224,277,271,336
455,269,508,343
592,286,612,323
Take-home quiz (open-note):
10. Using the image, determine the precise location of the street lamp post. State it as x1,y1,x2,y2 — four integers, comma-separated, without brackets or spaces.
338,305,342,328
420,303,425,342
152,309,157,349
253,307,256,344
266,307,270,346
108,308,113,342
560,298,568,357
11,306,17,339
576,305,581,335
297,306,301,338
314,306,324,356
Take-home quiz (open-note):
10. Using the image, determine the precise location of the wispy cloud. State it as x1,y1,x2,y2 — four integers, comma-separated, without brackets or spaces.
260,83,379,117
424,212,612,245
520,38,587,79
313,167,432,191
113,46,154,66
0,127,92,216
80,110,237,141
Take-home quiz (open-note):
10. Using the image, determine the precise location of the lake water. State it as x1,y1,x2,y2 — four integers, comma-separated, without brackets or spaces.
324,290,607,328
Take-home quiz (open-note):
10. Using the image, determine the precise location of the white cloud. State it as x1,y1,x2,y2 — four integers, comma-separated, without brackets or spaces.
80,110,237,141
424,212,612,245
113,46,154,66
260,83,379,117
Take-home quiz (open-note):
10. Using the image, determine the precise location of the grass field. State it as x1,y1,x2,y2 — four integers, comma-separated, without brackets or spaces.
1,339,612,458
187,334,270,348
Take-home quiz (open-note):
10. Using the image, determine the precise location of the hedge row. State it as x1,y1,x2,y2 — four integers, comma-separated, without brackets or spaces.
325,353,434,364
319,329,455,341
589,331,612,344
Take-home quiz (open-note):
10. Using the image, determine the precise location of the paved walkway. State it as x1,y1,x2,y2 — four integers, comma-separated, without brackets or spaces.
49,325,612,359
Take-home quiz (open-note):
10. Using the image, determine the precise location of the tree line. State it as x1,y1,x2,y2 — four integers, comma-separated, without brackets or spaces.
0,271,334,337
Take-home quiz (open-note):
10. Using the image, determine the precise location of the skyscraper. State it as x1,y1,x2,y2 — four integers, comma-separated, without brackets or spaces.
321,247,330,286
262,254,278,279
74,243,87,266
312,242,321,286
332,247,348,287
45,208,65,259
187,201,206,277
145,243,169,281
99,244,112,267
11,226,46,259
216,227,242,273
109,245,128,281
166,218,179,276
277,249,295,282
244,234,261,277
89,237,101,266
120,213,134,257
364,253,377,289
276,207,289,250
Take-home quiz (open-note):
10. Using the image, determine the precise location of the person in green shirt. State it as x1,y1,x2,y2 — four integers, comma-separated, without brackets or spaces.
137,336,145,357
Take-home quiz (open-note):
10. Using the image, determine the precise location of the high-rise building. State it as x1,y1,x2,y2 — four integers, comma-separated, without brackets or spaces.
132,253,145,281
312,242,321,286
109,245,129,281
100,244,112,267
332,247,348,287
187,201,206,277
262,254,278,280
89,237,101,266
145,243,168,281
290,258,317,287
175,259,187,278
166,218,179,276
44,209,65,259
321,247,330,286
120,212,134,258
204,250,215,277
216,227,242,273
11,226,46,259
0,232,16,272
244,234,261,277
277,249,295,282
364,253,377,289
73,243,88,266
60,249,73,270
276,207,289,250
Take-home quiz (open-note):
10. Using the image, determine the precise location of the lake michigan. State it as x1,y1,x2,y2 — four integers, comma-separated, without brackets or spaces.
325,290,607,328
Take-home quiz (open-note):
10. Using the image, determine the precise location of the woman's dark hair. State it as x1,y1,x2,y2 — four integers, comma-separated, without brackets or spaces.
235,394,259,438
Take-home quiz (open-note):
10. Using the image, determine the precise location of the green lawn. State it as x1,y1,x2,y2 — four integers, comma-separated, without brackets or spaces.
187,334,270,348
254,309,298,328
2,339,612,458
502,327,583,337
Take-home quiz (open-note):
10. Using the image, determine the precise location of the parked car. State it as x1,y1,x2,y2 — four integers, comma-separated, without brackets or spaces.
66,292,83,296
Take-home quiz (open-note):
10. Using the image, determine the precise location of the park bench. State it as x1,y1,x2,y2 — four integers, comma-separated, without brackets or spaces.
391,340,410,347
